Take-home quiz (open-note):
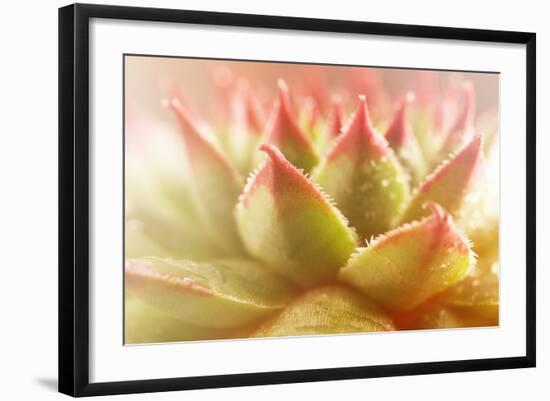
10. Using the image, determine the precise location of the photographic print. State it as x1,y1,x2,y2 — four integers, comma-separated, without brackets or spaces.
123,56,499,345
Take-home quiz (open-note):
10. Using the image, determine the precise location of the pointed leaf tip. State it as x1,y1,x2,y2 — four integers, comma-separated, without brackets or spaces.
223,79,267,174
314,97,410,239
327,98,344,139
452,82,476,131
385,92,415,149
326,96,390,162
240,143,314,208
298,96,320,132
440,82,477,155
236,144,357,287
340,203,475,311
259,142,286,164
246,90,267,135
383,94,428,186
229,79,264,130
166,82,200,121
262,80,319,172
167,97,246,257
277,77,289,93
400,134,484,223
167,97,223,160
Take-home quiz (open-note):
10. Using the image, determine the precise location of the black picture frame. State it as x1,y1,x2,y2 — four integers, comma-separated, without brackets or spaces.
58,3,536,397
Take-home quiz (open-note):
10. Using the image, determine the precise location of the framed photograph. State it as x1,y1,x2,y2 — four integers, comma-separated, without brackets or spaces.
58,3,536,397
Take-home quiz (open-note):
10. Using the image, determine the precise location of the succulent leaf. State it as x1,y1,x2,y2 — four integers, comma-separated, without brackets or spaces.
394,261,498,330
326,98,344,140
243,83,267,135
439,82,477,157
222,80,266,174
400,134,484,224
236,144,357,287
456,149,499,265
339,203,475,311
168,98,246,256
125,292,242,344
125,257,295,329
125,105,224,260
384,93,428,186
125,219,172,259
253,286,394,337
314,96,410,239
125,64,499,342
409,106,439,167
309,97,344,155
261,80,320,172
125,163,215,260
445,263,499,317
298,96,320,134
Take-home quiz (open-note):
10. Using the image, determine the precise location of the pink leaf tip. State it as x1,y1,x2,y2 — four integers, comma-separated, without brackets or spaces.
236,144,357,287
423,201,448,222
327,97,344,139
259,143,291,169
243,143,319,208
385,92,415,149
167,95,241,181
441,82,477,154
261,79,319,172
340,200,474,311
327,95,389,162
421,133,484,194
400,133,485,223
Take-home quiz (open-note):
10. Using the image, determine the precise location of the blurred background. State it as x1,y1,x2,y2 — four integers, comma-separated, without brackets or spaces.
125,56,499,132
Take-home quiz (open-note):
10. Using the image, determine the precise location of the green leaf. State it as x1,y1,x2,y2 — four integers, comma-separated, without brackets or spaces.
253,286,394,337
260,80,320,173
298,96,320,138
125,219,172,259
125,292,243,344
236,144,357,287
438,82,477,158
394,264,499,330
125,107,224,260
326,98,344,140
384,93,428,187
399,135,484,224
455,149,499,266
125,258,295,329
339,203,475,311
168,98,246,257
444,264,499,320
313,96,410,239
222,80,266,175
409,106,440,168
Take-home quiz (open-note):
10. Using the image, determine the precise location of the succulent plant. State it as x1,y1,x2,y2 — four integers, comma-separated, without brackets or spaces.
124,65,499,344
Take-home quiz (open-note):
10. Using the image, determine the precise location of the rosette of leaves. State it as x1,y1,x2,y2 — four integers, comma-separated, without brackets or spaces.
125,76,499,343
